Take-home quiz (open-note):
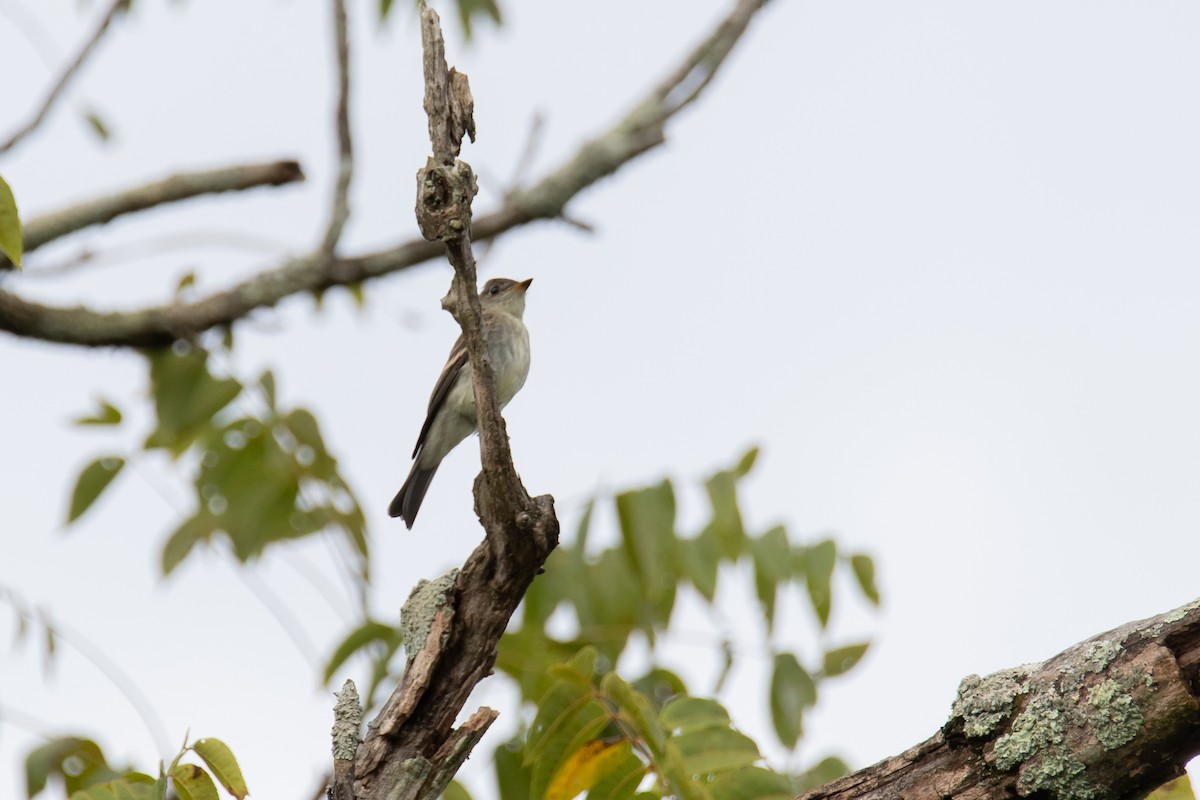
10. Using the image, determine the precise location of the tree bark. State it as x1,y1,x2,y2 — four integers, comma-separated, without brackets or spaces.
801,598,1200,800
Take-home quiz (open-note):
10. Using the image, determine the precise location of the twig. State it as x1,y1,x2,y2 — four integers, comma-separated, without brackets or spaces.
13,160,305,260
0,0,770,347
319,0,354,261
0,0,128,155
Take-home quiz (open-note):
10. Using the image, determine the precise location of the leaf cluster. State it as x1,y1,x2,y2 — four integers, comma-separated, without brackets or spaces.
65,344,367,577
26,735,247,800
500,449,879,753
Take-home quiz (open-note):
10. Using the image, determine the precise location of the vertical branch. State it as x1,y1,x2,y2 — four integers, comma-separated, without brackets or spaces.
348,8,560,799
413,1,524,526
319,0,354,260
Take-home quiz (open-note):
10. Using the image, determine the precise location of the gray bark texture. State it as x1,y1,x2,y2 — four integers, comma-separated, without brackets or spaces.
801,598,1200,800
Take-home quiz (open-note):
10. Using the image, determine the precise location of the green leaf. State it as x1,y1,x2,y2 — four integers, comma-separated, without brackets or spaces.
677,526,720,602
26,737,110,797
792,756,850,793
750,526,791,632
704,467,746,560
572,547,641,663
161,515,215,575
69,778,159,800
660,697,730,734
805,539,837,628
175,271,196,297
67,457,125,523
456,0,502,39
346,281,366,308
583,742,647,800
143,348,242,457
0,174,22,269
615,480,678,633
631,667,687,710
495,736,533,800
1147,777,1198,800
733,447,759,477
83,109,112,142
706,766,793,800
849,553,880,605
168,764,219,800
601,672,664,760
323,620,399,683
822,642,869,677
73,399,123,426
191,739,248,800
380,0,396,21
769,653,815,749
668,726,761,775
258,370,276,410
440,779,473,800
527,649,610,798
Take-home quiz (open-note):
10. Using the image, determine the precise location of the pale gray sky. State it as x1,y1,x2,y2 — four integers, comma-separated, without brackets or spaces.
3,1,1200,797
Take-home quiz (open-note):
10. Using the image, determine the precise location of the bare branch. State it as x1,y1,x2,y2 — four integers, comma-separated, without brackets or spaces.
17,160,305,257
318,0,354,260
801,598,1200,800
349,8,557,799
0,0,128,156
0,0,769,348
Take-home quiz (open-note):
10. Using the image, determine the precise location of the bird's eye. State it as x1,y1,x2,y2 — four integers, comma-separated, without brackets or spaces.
490,285,500,295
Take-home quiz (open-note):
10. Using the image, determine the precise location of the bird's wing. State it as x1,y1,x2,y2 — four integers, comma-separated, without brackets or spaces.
413,333,470,458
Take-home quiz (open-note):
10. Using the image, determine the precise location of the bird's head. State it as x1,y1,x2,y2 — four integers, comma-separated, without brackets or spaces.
480,277,532,318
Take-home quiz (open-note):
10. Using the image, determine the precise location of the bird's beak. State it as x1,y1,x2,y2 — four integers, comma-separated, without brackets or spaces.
516,278,533,292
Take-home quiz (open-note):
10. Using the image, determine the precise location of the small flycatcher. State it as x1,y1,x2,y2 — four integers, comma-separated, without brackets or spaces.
389,277,533,528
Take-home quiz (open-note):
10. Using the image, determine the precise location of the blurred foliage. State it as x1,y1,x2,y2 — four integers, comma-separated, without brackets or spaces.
25,734,247,800
321,449,879,798
63,343,368,579
378,0,501,39
499,449,878,749
0,174,22,268
520,647,795,799
1149,776,1199,800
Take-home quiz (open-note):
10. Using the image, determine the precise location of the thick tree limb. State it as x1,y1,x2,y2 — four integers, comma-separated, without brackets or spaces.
0,0,771,348
0,0,128,156
801,598,1200,800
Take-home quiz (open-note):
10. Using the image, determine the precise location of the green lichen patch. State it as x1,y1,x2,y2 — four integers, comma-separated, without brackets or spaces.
1018,743,1095,800
993,693,1066,770
1085,678,1143,750
950,665,1035,738
400,568,460,654
993,691,1097,800
1083,639,1122,674
1140,599,1200,639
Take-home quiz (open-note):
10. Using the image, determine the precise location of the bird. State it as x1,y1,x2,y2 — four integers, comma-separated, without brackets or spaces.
389,277,533,528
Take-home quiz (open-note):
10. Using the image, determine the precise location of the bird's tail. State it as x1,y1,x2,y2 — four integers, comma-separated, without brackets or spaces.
388,461,440,529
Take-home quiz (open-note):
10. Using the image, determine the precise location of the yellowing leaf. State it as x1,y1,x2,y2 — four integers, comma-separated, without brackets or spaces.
546,738,629,800
169,763,219,800
192,738,249,800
